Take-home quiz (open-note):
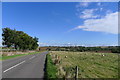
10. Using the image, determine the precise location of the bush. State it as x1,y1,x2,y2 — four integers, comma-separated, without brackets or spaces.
111,47,120,53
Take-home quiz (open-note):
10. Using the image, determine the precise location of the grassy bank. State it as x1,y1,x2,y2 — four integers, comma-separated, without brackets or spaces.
45,54,57,79
0,51,42,60
50,51,119,78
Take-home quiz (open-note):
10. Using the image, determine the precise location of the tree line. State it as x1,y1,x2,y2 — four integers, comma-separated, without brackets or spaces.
2,28,39,51
47,46,120,53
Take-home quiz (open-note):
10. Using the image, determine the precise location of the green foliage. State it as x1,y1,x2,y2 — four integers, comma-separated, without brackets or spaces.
45,54,57,79
111,46,120,53
2,28,15,47
2,28,39,50
52,46,119,53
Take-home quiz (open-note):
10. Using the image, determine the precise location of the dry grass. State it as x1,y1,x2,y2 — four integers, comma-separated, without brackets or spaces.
50,51,119,78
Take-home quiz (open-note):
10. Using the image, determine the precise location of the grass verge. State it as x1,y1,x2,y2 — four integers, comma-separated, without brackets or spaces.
0,51,42,60
45,54,57,80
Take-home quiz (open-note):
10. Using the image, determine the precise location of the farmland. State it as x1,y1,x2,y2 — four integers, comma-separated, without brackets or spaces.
49,51,119,78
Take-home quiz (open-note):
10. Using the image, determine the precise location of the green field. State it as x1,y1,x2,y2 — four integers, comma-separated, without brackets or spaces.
0,51,41,60
50,51,119,78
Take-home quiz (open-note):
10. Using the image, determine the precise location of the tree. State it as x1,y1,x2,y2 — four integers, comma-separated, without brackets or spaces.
2,28,14,47
29,37,38,50
2,28,39,51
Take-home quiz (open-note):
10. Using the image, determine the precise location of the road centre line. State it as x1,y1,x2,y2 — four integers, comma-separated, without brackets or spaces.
29,56,35,59
3,60,26,73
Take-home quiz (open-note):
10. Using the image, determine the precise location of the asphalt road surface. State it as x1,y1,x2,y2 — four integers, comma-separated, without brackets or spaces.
2,51,48,79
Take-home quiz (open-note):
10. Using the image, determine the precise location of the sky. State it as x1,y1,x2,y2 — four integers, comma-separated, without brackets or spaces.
0,2,2,47
2,2,119,46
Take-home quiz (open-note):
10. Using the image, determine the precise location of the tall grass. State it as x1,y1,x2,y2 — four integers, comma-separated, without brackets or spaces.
50,51,119,78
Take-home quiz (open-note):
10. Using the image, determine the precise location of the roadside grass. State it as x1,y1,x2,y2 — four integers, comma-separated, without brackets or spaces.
0,51,42,60
50,51,119,78
45,54,57,79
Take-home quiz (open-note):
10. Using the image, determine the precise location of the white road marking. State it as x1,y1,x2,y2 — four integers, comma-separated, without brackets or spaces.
3,60,26,73
29,56,35,59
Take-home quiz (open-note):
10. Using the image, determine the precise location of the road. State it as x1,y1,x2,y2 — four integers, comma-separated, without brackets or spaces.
2,51,48,79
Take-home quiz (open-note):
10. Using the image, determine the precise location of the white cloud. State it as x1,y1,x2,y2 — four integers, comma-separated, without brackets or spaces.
80,2,89,7
71,12,118,34
97,2,101,6
80,9,99,19
106,10,113,14
76,2,89,8
39,42,48,46
100,8,103,11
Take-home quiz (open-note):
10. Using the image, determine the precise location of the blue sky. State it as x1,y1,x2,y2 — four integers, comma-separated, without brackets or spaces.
2,2,118,46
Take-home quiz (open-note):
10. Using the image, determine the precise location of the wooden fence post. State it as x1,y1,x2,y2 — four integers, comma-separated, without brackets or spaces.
75,66,78,80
